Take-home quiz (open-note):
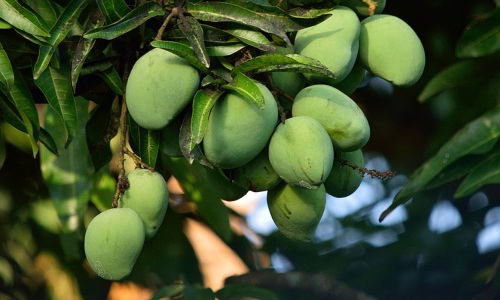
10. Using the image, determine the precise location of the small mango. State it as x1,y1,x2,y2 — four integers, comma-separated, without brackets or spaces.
232,147,282,192
324,149,364,197
267,182,326,243
332,59,365,95
84,208,145,281
118,168,169,240
205,167,249,201
160,111,184,158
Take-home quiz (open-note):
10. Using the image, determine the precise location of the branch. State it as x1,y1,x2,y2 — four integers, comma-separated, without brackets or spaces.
225,270,378,300
334,157,395,181
275,85,295,103
154,7,179,41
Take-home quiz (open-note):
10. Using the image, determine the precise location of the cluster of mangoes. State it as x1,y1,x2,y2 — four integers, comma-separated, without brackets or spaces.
84,169,169,280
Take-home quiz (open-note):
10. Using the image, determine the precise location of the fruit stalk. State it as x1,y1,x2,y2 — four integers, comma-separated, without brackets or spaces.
334,157,395,180
362,0,379,16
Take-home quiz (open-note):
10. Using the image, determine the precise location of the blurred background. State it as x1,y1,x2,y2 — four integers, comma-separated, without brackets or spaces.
2,0,500,299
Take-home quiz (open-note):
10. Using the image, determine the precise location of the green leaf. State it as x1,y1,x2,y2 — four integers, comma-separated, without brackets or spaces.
179,107,213,167
191,89,224,146
97,66,123,95
162,156,232,242
205,43,246,56
222,73,265,109
0,0,51,37
215,284,280,300
0,66,40,142
423,155,486,191
71,8,105,93
217,56,234,70
150,284,184,300
380,107,500,222
0,125,5,169
178,16,210,68
95,0,132,24
137,127,159,169
50,1,84,37
456,7,500,58
0,41,14,91
287,5,337,18
33,0,90,80
0,30,38,54
454,151,500,198
418,58,500,102
151,41,210,74
40,127,58,156
202,23,275,51
79,56,115,76
35,61,77,149
90,171,115,211
12,27,53,47
24,0,58,28
231,54,335,78
83,2,164,40
41,96,93,233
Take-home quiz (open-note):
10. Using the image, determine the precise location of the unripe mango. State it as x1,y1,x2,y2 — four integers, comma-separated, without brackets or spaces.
203,83,278,169
232,147,282,192
341,0,386,16
332,59,365,95
126,48,199,130
294,6,360,85
160,111,184,158
267,182,326,243
205,167,248,201
84,208,145,281
324,149,364,197
359,15,425,87
269,116,334,189
118,169,169,240
292,85,370,152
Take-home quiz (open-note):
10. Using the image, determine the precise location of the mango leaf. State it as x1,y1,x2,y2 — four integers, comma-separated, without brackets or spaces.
150,284,184,300
418,59,500,102
205,43,246,56
456,7,500,58
24,0,58,27
178,16,210,68
0,0,51,37
287,5,337,18
0,18,12,29
127,115,140,154
191,89,224,146
71,8,105,93
41,96,93,234
13,27,53,47
380,107,500,222
39,127,58,156
162,156,232,242
35,61,77,149
151,41,210,74
95,0,132,24
179,106,213,167
0,125,5,169
231,54,334,78
86,91,119,171
83,2,164,40
90,171,115,211
217,56,234,70
50,1,84,37
96,66,123,95
454,151,500,198
222,73,264,109
0,66,40,142
0,41,14,91
424,155,486,191
215,284,280,300
33,0,90,80
137,127,159,169
201,23,275,51
0,30,38,54
79,57,115,76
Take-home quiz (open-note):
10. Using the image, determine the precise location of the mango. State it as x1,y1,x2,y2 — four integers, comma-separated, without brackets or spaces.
292,85,370,152
160,111,184,158
203,83,278,169
332,59,365,95
231,147,282,192
84,208,145,281
324,149,364,197
267,182,326,243
126,48,199,130
359,15,425,87
294,6,360,85
340,0,386,16
266,45,306,110
205,167,248,201
118,168,169,239
269,116,334,189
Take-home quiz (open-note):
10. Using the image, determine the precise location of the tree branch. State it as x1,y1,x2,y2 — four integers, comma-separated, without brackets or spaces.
334,157,395,181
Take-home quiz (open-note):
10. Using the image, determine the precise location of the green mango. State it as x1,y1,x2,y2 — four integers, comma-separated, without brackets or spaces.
266,45,306,110
203,83,278,169
126,48,199,130
232,147,282,192
160,111,184,158
267,182,326,243
359,15,425,87
292,85,370,152
269,116,334,189
118,168,169,239
332,58,365,95
340,0,386,16
205,167,249,201
324,149,364,197
294,6,360,85
84,208,145,281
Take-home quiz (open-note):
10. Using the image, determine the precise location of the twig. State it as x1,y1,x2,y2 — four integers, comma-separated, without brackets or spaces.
334,157,395,181
263,72,286,124
123,148,155,172
154,7,179,41
275,85,294,103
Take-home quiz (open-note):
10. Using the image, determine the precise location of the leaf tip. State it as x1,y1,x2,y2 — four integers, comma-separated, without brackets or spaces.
378,207,394,223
